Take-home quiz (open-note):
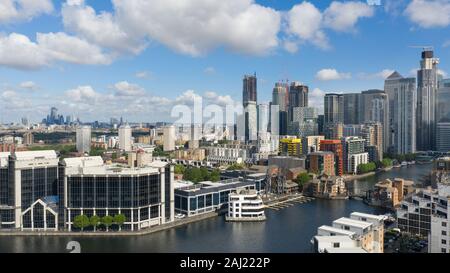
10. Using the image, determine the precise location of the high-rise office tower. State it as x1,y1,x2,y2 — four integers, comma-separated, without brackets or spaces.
324,122,343,140
288,82,308,122
384,72,416,154
324,93,344,125
21,117,28,127
343,93,361,124
272,82,288,112
244,101,258,141
289,82,308,107
360,89,389,152
243,74,257,107
119,124,132,151
417,49,439,151
76,125,91,154
291,107,318,137
163,125,176,152
437,79,450,121
317,115,325,135
361,122,383,161
50,107,58,123
257,103,270,135
242,74,258,142
437,79,450,152
272,82,289,135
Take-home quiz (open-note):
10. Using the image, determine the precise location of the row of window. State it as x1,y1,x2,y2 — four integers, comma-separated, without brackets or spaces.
68,174,161,208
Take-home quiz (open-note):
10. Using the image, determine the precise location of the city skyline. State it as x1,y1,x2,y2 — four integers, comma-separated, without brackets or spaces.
1,0,450,123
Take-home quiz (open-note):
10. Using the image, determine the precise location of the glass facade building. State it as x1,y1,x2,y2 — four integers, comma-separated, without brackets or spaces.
63,157,173,231
0,152,173,232
0,151,60,231
174,178,261,217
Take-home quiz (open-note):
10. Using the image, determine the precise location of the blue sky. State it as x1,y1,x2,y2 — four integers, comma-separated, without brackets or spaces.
0,0,449,123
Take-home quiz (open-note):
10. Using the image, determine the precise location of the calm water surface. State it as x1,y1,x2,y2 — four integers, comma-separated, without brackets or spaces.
0,164,431,253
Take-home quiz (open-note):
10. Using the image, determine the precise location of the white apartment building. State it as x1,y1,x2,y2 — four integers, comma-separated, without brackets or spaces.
311,212,385,253
76,125,91,154
119,124,132,151
207,145,248,165
163,125,176,152
226,188,265,222
397,184,450,253
348,153,369,175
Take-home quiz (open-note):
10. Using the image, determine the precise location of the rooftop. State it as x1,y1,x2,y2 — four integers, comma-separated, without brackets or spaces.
324,247,367,253
350,212,385,222
318,225,356,237
333,217,372,229
14,150,58,160
175,177,250,193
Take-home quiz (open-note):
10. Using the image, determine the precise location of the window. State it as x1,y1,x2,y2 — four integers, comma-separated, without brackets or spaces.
442,230,447,236
442,239,446,245
344,226,350,231
442,222,447,227
442,248,447,253
333,243,340,248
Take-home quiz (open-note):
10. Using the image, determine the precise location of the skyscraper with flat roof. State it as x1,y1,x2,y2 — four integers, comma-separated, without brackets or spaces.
417,49,439,151
289,82,308,122
343,93,361,125
119,124,132,151
76,125,91,154
324,93,344,125
360,89,389,152
243,74,257,107
384,71,416,154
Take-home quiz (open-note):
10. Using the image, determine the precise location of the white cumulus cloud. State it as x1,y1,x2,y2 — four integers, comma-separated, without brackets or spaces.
323,1,375,32
0,32,113,70
285,1,374,51
316,68,351,81
112,81,146,97
0,0,53,24
111,0,281,56
19,81,37,90
405,0,450,28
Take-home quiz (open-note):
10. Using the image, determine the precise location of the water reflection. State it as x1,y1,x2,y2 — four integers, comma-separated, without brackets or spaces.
0,164,432,253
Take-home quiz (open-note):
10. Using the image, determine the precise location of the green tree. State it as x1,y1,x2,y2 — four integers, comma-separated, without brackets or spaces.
89,147,105,157
210,169,221,182
153,145,169,157
218,138,229,145
174,164,186,175
295,173,312,191
73,215,90,231
200,167,210,181
295,173,312,185
102,215,114,232
358,162,377,174
111,152,118,160
226,163,245,170
114,214,127,231
89,215,101,232
381,158,393,168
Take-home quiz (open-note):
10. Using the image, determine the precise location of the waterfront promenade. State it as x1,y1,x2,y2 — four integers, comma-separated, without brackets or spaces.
0,211,219,237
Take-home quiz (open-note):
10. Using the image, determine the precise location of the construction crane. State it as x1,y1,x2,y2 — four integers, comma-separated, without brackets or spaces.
408,45,434,51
